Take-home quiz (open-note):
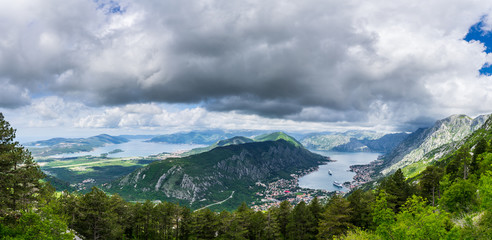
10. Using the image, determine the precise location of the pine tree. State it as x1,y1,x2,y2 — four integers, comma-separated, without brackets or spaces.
192,208,219,239
286,201,316,240
347,189,374,229
378,168,413,212
272,200,292,239
317,195,353,239
263,210,281,240
0,113,44,213
419,166,444,207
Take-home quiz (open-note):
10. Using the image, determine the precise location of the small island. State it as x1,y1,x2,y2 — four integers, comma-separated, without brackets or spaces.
108,149,124,154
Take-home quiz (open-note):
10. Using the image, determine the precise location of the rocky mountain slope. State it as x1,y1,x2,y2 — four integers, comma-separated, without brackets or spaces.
379,114,489,175
106,138,328,209
301,131,408,153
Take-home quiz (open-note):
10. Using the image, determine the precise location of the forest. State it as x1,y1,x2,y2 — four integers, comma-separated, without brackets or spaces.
1,112,492,239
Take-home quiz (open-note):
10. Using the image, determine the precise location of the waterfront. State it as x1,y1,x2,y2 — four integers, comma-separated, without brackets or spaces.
298,151,380,192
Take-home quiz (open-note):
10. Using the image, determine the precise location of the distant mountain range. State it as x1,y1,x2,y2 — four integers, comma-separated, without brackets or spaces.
105,132,328,210
300,131,409,153
26,134,129,157
146,130,269,144
25,129,408,158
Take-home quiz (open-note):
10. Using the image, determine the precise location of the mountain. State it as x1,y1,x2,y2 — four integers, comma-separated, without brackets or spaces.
147,130,230,144
26,134,129,157
379,114,489,176
105,139,327,210
180,136,255,157
301,131,408,153
254,132,303,147
146,130,272,144
181,132,301,157
26,134,129,146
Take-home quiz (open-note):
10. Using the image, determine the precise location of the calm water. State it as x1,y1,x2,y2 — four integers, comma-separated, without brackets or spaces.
36,140,206,158
298,151,380,192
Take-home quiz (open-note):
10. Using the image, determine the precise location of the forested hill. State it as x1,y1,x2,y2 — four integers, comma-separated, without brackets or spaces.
106,139,327,210
180,131,301,157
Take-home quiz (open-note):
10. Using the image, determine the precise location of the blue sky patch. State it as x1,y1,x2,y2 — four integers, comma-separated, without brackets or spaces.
464,16,492,75
479,63,492,76
94,0,125,14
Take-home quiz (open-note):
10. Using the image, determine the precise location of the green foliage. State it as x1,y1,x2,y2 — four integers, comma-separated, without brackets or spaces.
347,189,374,229
392,195,450,240
377,168,414,212
272,200,292,238
192,208,220,239
419,165,444,206
0,209,74,240
471,138,488,174
440,179,478,214
372,191,396,240
317,194,353,239
479,171,492,210
75,187,123,239
286,201,316,240
0,113,45,213
308,197,323,233
335,228,378,240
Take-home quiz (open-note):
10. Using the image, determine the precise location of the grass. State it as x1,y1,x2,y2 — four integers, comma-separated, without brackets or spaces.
402,160,430,179
36,156,160,190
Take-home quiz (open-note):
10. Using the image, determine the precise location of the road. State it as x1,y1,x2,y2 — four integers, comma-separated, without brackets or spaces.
194,191,235,212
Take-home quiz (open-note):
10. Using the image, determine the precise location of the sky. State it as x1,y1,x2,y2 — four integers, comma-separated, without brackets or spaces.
2,0,492,141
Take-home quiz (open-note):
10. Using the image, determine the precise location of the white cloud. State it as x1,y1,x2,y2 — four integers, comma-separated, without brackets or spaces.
1,0,492,133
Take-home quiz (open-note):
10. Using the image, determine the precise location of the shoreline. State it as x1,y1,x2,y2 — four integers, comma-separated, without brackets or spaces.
347,159,383,189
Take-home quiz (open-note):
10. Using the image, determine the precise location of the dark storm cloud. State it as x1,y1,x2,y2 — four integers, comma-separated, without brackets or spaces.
80,0,389,117
0,79,30,108
1,0,492,130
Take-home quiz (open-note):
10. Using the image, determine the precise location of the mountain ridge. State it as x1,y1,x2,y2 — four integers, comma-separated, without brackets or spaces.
379,114,490,175
106,138,328,210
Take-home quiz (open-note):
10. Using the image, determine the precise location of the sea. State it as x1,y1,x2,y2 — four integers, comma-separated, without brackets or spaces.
298,151,380,192
29,139,206,158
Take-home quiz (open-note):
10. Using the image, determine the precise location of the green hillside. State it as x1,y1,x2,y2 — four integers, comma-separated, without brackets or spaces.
180,136,254,157
254,131,303,147
180,132,301,157
106,139,327,210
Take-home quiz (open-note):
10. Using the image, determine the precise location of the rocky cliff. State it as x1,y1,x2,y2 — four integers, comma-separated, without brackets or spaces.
301,131,408,153
380,114,489,175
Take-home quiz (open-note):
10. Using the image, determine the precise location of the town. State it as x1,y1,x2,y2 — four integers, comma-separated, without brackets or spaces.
250,166,338,211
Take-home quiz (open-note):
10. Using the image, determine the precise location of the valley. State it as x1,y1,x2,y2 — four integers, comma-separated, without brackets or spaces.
30,131,384,210
5,113,492,239
27,114,492,212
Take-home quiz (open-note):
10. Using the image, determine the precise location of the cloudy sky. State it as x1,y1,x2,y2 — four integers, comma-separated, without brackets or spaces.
2,0,492,141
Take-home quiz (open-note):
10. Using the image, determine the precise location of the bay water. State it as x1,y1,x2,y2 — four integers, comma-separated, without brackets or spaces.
298,151,380,192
